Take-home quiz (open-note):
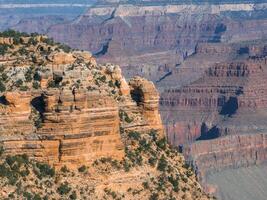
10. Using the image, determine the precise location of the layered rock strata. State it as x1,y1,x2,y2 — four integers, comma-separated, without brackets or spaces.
159,44,267,192
0,34,163,168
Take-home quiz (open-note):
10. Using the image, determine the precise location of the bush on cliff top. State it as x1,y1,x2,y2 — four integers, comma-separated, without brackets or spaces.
0,29,29,38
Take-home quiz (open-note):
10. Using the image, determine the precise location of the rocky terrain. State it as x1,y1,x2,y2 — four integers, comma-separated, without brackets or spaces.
0,30,212,199
4,1,267,79
2,1,267,199
158,41,267,195
44,1,267,79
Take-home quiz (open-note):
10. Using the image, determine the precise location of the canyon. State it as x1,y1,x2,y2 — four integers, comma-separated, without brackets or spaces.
0,32,211,199
1,0,267,199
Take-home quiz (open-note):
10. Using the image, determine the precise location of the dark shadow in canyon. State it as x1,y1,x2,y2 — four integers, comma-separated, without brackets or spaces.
94,39,111,56
156,71,172,83
197,123,220,141
31,94,45,114
220,96,238,117
0,96,9,105
130,88,143,106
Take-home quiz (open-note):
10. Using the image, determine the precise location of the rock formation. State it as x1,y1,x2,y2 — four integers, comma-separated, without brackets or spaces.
158,41,267,193
0,32,163,168
0,30,212,200
39,1,267,83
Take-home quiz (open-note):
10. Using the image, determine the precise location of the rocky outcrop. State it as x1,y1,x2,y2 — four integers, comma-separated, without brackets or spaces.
0,34,163,168
0,32,212,200
128,77,164,136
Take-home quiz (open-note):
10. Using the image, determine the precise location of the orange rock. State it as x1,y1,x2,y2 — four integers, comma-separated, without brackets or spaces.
0,37,13,45
50,51,76,65
129,76,164,137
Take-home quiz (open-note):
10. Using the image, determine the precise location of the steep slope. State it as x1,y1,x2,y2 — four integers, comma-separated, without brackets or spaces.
0,30,212,200
159,41,267,195
45,1,267,82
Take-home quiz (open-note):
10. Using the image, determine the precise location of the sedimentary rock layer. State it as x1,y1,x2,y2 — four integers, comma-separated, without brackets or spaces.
0,35,163,168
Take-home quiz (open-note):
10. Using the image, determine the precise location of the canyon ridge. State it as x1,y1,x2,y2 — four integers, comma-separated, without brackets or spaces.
1,0,267,199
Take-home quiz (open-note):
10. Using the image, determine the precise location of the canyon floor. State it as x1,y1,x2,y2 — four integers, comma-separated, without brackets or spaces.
207,164,267,200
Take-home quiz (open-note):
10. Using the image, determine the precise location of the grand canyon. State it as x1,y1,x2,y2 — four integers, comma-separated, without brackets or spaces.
1,0,267,200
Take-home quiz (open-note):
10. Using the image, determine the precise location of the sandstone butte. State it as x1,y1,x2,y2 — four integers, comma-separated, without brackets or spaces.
0,31,212,200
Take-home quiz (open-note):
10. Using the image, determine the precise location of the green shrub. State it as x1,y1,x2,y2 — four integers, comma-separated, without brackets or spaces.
156,137,167,150
120,109,133,123
128,131,141,141
139,139,151,151
108,80,115,88
57,182,71,195
20,85,29,91
78,165,87,173
33,194,42,200
0,146,4,157
149,129,158,141
1,72,8,82
59,44,71,53
168,175,179,192
157,155,168,172
98,75,106,83
25,69,33,82
149,193,159,200
33,72,41,81
34,116,43,128
0,154,29,185
31,55,37,63
23,191,33,200
123,160,131,172
98,157,121,169
0,29,29,38
0,81,6,92
18,47,28,55
35,163,55,179
186,169,194,177
14,79,23,87
43,38,55,46
69,191,77,200
142,181,149,189
61,165,69,173
0,65,5,72
0,44,9,55
47,80,57,88
28,37,38,46
124,114,133,123
6,154,29,168
115,80,121,88
32,81,40,89
148,156,157,167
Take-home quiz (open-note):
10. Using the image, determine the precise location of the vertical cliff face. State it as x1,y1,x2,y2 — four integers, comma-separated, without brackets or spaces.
0,31,213,200
47,4,223,73
40,2,267,83
0,33,163,168
158,41,267,194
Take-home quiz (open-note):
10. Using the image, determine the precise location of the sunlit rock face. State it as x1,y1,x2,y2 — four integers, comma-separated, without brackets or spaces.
0,34,163,168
